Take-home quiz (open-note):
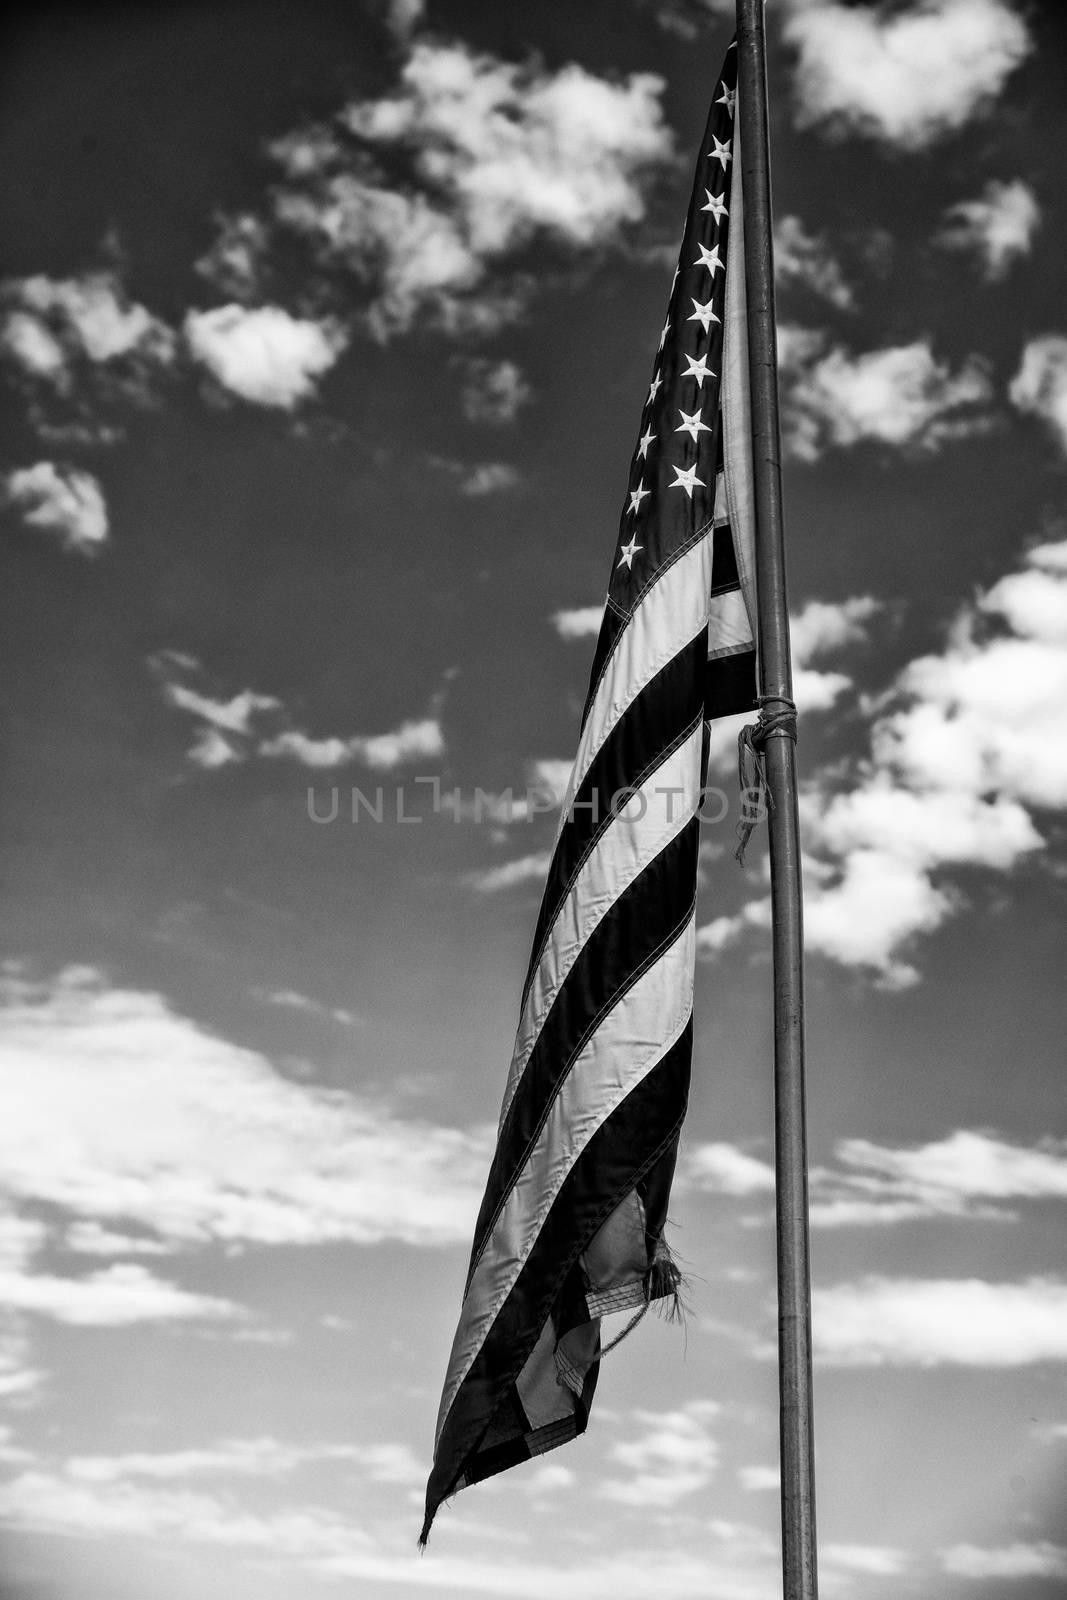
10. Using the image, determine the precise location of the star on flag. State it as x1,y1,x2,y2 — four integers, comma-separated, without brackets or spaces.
617,535,642,569
668,462,705,499
709,135,732,169
701,190,728,222
682,352,714,388
675,407,711,442
693,242,723,278
628,480,650,514
688,297,720,334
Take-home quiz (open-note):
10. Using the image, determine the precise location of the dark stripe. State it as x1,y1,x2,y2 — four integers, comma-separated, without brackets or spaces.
705,647,757,720
469,819,700,1281
524,630,707,1000
710,521,741,595
425,1017,694,1530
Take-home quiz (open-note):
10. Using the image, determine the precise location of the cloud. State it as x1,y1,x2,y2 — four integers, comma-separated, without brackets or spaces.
256,989,357,1026
551,604,604,640
781,337,993,461
682,1143,776,1197
259,716,444,769
258,40,674,336
64,1436,416,1483
0,966,493,1251
151,652,444,770
184,304,346,407
821,1545,905,1577
0,1261,240,1327
737,1465,779,1493
784,0,1032,150
812,1276,1067,1366
460,462,522,496
790,596,881,663
775,215,853,310
701,539,1064,985
0,270,175,392
1010,336,1067,454
938,178,1041,280
601,1402,719,1507
3,461,109,554
942,1542,1067,1580
458,358,532,425
463,850,553,893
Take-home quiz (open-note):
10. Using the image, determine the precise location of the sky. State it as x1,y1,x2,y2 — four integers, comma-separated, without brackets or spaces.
1,0,1066,1596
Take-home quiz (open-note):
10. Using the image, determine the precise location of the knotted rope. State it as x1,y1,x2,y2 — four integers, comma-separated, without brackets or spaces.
735,694,798,866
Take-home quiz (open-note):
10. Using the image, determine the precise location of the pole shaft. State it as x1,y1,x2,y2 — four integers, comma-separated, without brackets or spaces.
735,6,818,1599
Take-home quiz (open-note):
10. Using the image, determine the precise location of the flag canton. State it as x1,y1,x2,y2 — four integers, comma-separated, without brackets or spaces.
607,46,737,616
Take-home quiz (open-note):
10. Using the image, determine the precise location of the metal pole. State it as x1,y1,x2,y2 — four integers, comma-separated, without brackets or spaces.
734,4,818,1599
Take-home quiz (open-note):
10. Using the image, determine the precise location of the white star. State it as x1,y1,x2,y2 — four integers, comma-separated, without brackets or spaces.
701,189,728,222
658,316,671,352
688,296,721,334
637,424,655,459
647,372,663,405
693,242,724,278
709,136,732,170
675,407,711,442
717,85,736,115
682,351,714,388
617,535,642,570
628,479,650,514
669,462,706,500
671,264,680,291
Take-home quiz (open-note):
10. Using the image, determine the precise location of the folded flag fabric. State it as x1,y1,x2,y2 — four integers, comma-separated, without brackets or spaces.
422,37,757,1542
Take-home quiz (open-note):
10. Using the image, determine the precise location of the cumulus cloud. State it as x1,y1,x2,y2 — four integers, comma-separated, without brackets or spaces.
682,1142,776,1197
775,215,853,310
781,336,993,461
938,178,1041,280
600,1402,719,1507
1010,336,1067,454
0,966,492,1251
551,604,604,640
0,270,175,393
458,358,533,425
701,538,1065,985
184,304,346,408
463,850,553,893
3,461,109,554
254,40,674,336
150,652,444,771
784,0,1032,150
812,1276,1067,1366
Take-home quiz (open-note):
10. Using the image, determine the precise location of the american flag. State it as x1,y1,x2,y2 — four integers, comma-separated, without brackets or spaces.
422,39,757,1540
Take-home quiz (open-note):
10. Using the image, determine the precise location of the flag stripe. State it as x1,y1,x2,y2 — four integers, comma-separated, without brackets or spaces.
526,629,708,1000
558,530,717,836
428,1011,695,1508
436,912,697,1447
501,718,706,1130
473,816,701,1283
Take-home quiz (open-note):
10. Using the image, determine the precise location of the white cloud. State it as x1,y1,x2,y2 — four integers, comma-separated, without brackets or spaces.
775,215,853,310
1010,335,1067,453
701,539,1065,985
0,1261,239,1327
939,178,1041,280
262,40,674,335
822,1545,905,1577
784,0,1032,150
459,358,532,425
463,850,553,893
551,604,604,640
601,1402,719,1507
0,966,493,1250
812,1276,1067,1366
790,596,881,665
0,270,175,391
942,1541,1067,1580
460,462,522,496
64,1222,171,1256
184,304,346,408
64,1436,410,1483
4,461,109,554
260,716,444,769
682,1143,776,1197
782,337,993,461
738,1465,779,1493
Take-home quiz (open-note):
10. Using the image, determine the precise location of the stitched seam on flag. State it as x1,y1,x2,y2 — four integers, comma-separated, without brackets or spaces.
708,641,755,662
470,891,699,1292
522,707,704,1015
436,1007,695,1462
584,521,717,722
504,723,704,1127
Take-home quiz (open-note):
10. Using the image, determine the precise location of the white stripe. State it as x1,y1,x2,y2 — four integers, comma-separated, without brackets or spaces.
434,914,696,1449
721,106,757,646
499,721,705,1132
707,588,754,655
556,534,715,844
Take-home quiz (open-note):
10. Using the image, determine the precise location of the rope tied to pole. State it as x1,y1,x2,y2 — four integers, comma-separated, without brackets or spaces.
735,694,798,866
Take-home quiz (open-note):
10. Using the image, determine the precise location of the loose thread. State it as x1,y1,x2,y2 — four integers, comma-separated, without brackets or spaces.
735,695,798,866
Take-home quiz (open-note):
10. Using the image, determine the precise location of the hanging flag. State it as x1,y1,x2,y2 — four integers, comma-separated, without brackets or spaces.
422,38,757,1542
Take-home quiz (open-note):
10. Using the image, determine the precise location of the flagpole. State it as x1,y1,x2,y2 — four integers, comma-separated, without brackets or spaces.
735,4,819,1599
